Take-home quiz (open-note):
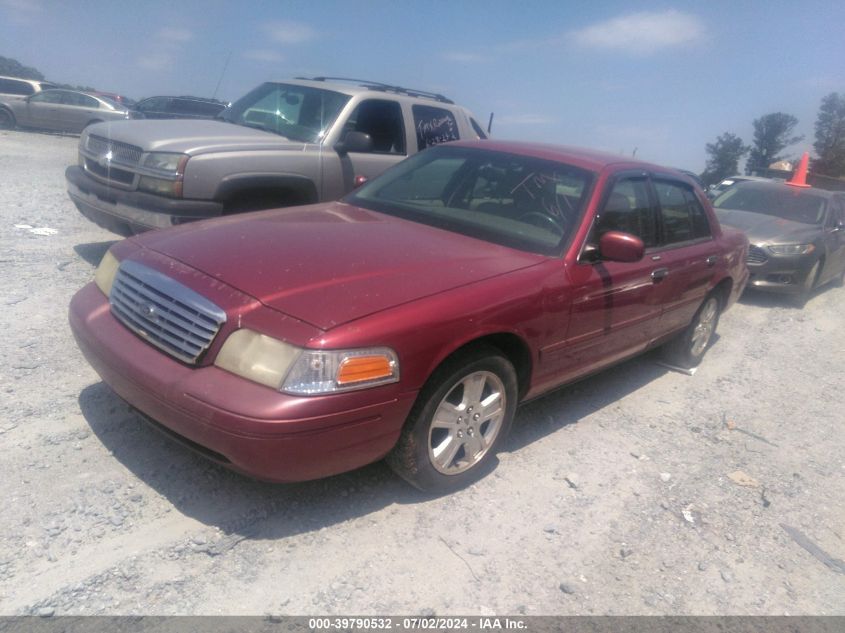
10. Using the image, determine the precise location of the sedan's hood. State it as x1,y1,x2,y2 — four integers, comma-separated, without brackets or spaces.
85,119,307,154
133,202,545,330
714,208,821,244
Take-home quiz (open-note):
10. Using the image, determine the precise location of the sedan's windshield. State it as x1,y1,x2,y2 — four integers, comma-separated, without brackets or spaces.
219,82,350,143
713,183,827,225
348,146,594,256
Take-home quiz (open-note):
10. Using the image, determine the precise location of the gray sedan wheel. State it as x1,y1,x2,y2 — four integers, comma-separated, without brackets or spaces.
387,346,517,492
0,108,15,130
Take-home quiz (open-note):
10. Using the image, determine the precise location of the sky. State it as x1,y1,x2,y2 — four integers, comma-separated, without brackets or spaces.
2,0,844,173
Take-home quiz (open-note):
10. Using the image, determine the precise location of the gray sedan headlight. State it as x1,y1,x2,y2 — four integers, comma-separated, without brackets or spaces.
767,244,815,256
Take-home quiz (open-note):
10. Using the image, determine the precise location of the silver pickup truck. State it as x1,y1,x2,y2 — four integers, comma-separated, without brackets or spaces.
66,77,489,235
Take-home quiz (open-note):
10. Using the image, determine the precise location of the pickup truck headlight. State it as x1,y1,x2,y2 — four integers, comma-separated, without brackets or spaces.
214,329,399,394
138,153,188,197
94,250,120,296
767,243,814,256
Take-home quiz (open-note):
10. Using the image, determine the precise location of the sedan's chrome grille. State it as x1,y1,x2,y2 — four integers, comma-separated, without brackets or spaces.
109,260,226,364
86,134,143,164
747,245,768,265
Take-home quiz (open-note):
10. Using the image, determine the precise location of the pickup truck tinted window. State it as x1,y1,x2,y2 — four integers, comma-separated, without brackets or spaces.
343,99,406,154
413,104,459,151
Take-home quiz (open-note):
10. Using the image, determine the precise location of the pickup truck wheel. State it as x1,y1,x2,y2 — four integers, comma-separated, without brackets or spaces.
0,108,15,130
223,192,301,214
387,346,517,492
663,294,720,369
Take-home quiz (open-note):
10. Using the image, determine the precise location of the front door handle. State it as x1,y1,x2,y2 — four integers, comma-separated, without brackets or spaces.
651,267,669,282
706,255,719,267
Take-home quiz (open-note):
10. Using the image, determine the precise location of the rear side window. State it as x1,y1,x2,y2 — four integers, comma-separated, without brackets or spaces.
413,105,459,151
594,177,658,247
0,78,33,96
655,180,711,243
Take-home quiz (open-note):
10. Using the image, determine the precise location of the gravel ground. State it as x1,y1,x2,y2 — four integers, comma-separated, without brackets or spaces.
0,129,843,617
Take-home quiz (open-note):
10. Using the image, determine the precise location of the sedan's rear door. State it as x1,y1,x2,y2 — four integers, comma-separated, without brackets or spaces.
649,178,722,334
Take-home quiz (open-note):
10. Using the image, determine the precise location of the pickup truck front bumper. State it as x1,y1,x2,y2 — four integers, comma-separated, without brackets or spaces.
66,165,223,235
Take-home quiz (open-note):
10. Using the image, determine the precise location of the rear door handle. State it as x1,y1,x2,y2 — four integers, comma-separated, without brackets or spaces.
651,267,669,282
706,255,719,267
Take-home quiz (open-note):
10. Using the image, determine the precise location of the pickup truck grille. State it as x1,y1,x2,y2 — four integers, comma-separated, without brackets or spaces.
84,158,135,185
747,245,768,265
86,135,143,164
109,261,226,365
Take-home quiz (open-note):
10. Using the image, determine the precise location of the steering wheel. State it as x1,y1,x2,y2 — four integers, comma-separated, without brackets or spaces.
518,211,564,236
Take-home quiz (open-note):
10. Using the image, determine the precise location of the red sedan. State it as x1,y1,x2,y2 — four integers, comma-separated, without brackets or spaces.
69,141,748,491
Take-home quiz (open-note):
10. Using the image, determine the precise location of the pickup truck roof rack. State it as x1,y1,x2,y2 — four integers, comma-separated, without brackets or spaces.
296,77,455,104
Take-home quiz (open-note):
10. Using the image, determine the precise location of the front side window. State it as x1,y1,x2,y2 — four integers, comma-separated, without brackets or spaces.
593,177,658,247
342,99,406,154
413,105,460,151
222,82,350,143
655,180,712,244
349,146,594,255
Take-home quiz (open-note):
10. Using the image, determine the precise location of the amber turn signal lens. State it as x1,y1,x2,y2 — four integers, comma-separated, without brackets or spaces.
337,355,394,385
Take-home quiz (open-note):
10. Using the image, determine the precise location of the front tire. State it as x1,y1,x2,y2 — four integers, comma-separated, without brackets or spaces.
663,294,720,369
387,346,517,492
0,108,15,130
792,260,821,308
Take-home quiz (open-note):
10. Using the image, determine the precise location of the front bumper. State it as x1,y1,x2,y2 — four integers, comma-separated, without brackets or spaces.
66,165,223,235
69,283,417,482
746,249,818,294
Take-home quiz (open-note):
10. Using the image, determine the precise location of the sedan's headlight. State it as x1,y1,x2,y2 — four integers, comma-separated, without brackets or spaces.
94,250,120,296
214,329,400,395
768,243,815,256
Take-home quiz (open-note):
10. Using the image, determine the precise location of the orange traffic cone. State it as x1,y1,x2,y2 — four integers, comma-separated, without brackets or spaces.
786,151,811,188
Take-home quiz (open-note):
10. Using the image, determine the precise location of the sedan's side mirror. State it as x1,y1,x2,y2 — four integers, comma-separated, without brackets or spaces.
335,131,373,156
598,231,645,262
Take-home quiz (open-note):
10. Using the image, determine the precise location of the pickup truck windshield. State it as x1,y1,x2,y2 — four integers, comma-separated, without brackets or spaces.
220,82,350,143
349,146,594,256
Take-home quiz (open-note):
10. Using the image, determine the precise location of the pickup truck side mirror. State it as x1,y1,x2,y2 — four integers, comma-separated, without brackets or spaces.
335,131,373,156
598,231,645,262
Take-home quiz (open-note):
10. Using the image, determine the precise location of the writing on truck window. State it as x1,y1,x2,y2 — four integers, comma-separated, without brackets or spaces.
413,105,459,151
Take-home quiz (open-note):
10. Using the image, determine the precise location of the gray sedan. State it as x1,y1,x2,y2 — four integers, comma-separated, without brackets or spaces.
0,89,140,133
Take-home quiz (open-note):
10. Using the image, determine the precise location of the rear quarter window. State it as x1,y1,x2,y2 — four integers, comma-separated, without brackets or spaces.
413,105,460,151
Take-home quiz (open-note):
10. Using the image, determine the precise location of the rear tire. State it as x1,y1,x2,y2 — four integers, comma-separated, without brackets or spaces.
0,108,15,130
387,346,517,492
662,294,721,369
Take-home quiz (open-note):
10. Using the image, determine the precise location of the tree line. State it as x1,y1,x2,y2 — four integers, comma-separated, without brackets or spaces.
702,93,845,185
